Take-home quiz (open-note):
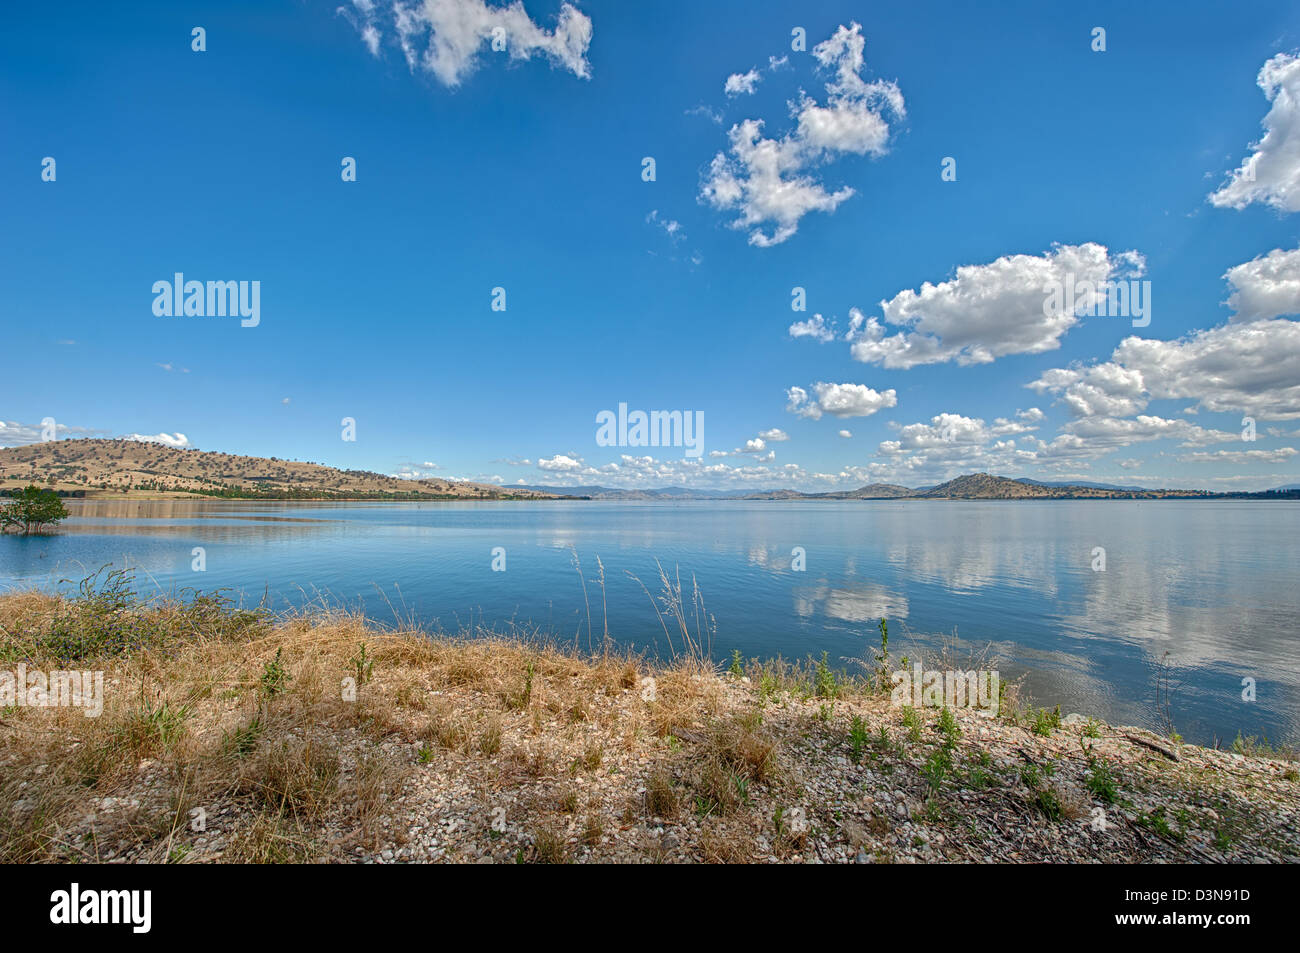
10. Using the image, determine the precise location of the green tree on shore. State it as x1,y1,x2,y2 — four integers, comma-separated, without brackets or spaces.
1,485,70,535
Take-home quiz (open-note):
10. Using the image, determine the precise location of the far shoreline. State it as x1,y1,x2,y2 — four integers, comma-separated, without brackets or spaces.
38,491,1300,504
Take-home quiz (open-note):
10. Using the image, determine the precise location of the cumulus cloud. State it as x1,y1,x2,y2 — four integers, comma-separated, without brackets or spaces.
838,429,852,438
786,381,897,420
724,68,761,97
344,0,593,87
1209,52,1300,211
1223,245,1300,321
1029,317,1300,420
856,406,1238,486
538,453,584,471
700,22,904,246
125,432,190,448
788,313,838,342
1058,415,1235,449
867,411,1050,483
881,413,999,454
855,405,1232,485
848,243,1143,369
758,428,789,441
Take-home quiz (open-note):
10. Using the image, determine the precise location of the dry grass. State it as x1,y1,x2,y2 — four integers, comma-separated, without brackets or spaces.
0,581,723,863
0,438,549,500
4,581,1296,865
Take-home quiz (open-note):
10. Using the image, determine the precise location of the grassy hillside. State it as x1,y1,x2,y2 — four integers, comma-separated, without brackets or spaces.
919,473,1212,500
0,439,551,501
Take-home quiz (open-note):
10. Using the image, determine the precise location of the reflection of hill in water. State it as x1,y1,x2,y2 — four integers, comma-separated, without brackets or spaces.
63,500,338,532
66,500,336,521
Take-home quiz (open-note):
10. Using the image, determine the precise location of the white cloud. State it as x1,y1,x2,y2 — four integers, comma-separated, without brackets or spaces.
1179,447,1297,464
786,381,897,420
685,104,723,124
1030,318,1300,420
125,432,190,448
1028,362,1148,419
724,68,761,97
1209,52,1300,211
1058,415,1235,449
788,313,838,342
866,411,1049,484
346,0,593,87
538,453,584,471
0,420,103,446
1223,245,1300,321
854,406,1232,486
838,429,852,438
758,428,789,441
392,463,438,479
882,413,995,454
849,243,1142,369
700,22,904,246
646,209,684,242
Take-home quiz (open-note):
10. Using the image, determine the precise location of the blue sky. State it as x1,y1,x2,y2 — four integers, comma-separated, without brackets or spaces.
3,0,1300,490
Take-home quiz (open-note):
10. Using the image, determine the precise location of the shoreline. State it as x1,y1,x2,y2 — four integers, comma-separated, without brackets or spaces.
22,491,1300,503
2,588,1295,864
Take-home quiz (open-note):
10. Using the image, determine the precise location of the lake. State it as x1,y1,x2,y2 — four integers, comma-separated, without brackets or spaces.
2,498,1296,747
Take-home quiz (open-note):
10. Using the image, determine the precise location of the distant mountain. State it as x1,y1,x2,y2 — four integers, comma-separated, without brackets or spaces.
921,473,1054,499
920,473,1212,499
522,483,915,501
514,484,736,500
518,474,1291,501
744,483,913,500
1016,477,1152,492
1271,483,1300,492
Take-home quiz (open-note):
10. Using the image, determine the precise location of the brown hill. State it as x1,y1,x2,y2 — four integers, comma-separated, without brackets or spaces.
832,483,914,499
919,473,1208,499
0,439,552,501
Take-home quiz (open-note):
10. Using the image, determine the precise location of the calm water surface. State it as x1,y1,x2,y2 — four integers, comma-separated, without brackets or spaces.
2,499,1296,746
